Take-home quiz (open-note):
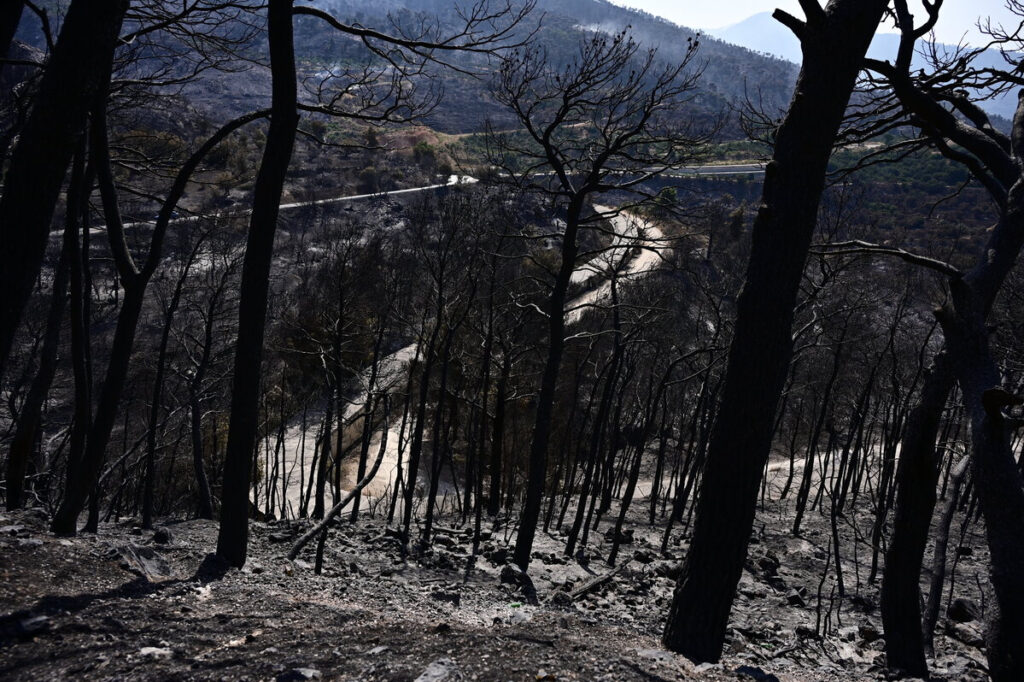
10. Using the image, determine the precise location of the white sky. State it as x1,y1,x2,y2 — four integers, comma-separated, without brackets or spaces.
609,0,1021,46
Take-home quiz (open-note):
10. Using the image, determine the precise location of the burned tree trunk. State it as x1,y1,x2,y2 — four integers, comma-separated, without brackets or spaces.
663,0,888,662
216,0,298,567
0,0,127,381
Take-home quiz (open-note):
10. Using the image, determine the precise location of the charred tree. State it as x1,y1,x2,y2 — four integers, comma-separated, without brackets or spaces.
662,0,888,662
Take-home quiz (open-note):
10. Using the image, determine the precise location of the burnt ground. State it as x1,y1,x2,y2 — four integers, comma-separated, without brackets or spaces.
0,481,995,682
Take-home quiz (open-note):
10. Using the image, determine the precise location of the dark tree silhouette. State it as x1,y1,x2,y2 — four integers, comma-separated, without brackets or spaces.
662,0,889,662
0,0,127,384
216,0,300,567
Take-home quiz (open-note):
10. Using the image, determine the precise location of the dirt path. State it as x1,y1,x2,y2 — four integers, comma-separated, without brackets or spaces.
566,207,666,324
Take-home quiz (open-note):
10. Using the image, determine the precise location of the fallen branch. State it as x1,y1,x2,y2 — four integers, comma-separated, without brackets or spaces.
570,560,630,601
288,397,390,560
811,239,963,278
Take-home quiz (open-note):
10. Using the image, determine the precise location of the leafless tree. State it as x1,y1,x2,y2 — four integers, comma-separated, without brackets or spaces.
487,27,709,570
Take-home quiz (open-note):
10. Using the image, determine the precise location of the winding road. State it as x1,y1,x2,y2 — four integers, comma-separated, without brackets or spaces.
273,201,674,518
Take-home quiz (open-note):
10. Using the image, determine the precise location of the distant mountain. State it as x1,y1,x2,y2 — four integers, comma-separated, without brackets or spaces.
712,12,1018,121
711,12,800,63
305,0,800,135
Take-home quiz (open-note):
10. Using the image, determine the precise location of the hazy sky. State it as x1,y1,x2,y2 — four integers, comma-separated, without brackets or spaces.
609,1,1021,45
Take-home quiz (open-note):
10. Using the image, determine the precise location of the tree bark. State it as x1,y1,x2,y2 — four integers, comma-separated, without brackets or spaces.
662,0,888,662
879,355,954,676
938,279,1024,682
216,0,298,567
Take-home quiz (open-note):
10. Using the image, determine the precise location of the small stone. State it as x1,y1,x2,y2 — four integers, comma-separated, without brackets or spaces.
365,645,390,655
276,668,322,681
948,597,981,623
734,664,780,682
17,615,50,636
500,564,520,583
858,623,880,643
139,647,173,659
431,590,461,607
415,657,458,682
547,590,574,609
654,561,682,581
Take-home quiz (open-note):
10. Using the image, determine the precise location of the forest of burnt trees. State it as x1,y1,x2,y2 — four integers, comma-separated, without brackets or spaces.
3,0,1024,680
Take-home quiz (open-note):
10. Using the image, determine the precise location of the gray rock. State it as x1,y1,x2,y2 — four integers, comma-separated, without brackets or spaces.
546,590,575,609
653,561,681,581
950,622,985,648
139,646,173,659
858,623,881,643
735,665,780,682
415,657,459,682
604,527,634,545
499,563,538,605
431,590,461,607
758,551,780,577
117,544,173,582
433,534,456,548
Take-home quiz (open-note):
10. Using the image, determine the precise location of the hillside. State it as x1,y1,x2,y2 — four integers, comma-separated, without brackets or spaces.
289,0,799,135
